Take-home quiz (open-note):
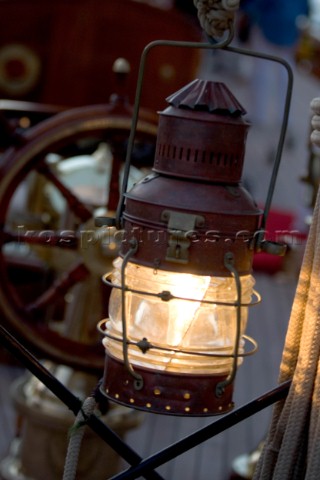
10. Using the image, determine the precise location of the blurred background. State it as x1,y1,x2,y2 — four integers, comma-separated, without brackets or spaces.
1,1,320,479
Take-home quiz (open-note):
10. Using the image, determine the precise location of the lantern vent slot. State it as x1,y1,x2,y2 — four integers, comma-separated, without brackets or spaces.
156,143,241,171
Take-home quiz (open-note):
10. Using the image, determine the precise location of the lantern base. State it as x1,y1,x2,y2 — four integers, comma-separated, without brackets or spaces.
101,355,234,416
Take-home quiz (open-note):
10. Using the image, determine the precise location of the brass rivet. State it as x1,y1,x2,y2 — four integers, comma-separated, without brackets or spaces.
154,388,161,396
165,405,171,411
106,389,109,394
183,393,191,400
129,398,135,404
115,393,119,399
218,406,223,411
203,408,208,413
185,407,190,413
146,403,152,408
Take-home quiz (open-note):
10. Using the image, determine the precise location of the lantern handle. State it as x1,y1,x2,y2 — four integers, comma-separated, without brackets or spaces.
222,44,293,241
115,29,235,228
115,36,293,245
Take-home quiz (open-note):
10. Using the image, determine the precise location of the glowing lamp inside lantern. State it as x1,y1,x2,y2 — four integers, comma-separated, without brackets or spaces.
104,259,255,374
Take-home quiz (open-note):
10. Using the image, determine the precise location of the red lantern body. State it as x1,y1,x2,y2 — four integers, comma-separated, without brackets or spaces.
100,79,262,415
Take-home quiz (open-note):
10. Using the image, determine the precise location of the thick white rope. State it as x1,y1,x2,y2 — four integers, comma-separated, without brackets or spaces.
253,99,320,479
310,97,320,147
62,396,97,480
193,0,239,38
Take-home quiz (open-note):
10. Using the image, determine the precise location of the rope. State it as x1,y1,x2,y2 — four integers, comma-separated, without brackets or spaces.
253,98,320,479
310,97,320,147
62,396,97,480
193,0,239,38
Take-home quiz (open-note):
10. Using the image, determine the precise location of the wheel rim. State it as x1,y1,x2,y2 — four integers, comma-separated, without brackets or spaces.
0,103,157,372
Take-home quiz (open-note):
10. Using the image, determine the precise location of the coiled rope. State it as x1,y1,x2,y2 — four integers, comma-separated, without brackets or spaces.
253,98,320,479
193,0,240,38
310,97,320,147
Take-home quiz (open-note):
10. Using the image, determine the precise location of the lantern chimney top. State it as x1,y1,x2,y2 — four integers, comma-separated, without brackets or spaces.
166,79,246,116
153,79,250,183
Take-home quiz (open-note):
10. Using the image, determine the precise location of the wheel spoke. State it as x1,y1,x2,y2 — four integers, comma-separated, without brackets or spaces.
3,228,79,249
37,162,93,222
26,261,90,314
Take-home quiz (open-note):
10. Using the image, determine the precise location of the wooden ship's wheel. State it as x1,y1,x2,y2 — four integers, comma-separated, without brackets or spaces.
0,95,158,373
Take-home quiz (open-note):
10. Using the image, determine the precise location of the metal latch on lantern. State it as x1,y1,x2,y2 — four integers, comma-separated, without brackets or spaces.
161,210,205,263
253,230,288,257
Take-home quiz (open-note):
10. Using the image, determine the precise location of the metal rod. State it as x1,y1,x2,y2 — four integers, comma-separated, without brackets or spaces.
120,239,144,389
216,252,242,396
98,320,258,359
103,272,262,308
0,323,164,480
223,44,293,231
110,380,291,480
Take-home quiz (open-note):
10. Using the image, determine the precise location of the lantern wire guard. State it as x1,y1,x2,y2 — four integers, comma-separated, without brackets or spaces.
96,24,293,416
